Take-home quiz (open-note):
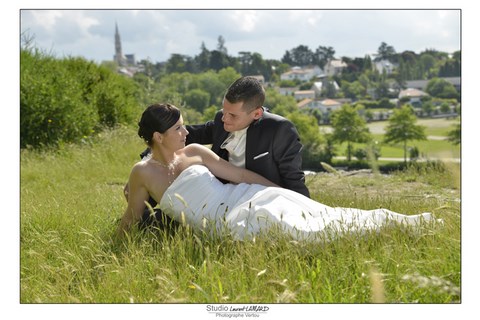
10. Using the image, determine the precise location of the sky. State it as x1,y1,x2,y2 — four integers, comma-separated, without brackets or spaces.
20,9,461,64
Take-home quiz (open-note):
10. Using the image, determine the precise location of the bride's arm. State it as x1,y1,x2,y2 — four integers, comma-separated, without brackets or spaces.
117,164,150,237
187,144,279,187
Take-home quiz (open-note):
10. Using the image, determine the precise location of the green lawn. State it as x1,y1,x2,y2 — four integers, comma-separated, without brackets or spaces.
20,125,461,304
322,118,461,160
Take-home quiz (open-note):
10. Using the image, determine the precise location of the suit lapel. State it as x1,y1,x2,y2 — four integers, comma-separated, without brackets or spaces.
245,119,262,167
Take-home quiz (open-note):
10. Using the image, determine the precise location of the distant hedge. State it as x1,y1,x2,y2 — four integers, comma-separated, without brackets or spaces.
20,49,141,148
353,98,396,109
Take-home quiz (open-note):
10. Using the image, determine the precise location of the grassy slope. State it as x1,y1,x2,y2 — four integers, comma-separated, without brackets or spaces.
20,126,460,303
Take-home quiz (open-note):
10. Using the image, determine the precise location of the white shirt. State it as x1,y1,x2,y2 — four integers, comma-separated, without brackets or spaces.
221,127,248,168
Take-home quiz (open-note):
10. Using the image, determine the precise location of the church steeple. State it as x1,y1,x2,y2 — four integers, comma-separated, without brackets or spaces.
114,22,125,66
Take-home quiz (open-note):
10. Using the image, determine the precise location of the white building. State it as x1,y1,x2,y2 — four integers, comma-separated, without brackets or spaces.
294,90,315,101
398,88,429,105
280,66,323,82
374,59,397,75
278,87,297,96
311,80,340,98
324,59,347,76
299,98,344,113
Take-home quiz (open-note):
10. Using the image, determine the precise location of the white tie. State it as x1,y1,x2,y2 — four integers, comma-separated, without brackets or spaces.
221,133,235,150
220,129,247,168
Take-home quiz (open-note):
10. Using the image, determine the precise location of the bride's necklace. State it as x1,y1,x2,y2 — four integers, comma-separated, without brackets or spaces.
149,154,179,184
150,155,178,169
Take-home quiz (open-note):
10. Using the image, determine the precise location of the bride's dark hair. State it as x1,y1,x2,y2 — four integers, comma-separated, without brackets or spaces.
138,103,181,146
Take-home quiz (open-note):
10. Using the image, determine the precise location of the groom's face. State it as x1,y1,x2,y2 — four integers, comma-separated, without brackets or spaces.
221,99,262,132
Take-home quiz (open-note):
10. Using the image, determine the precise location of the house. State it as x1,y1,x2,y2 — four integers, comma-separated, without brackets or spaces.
297,98,314,109
318,99,343,113
405,77,461,92
294,90,315,101
374,59,397,75
311,80,340,98
278,87,298,96
398,88,429,106
299,98,344,114
280,66,323,82
324,59,347,76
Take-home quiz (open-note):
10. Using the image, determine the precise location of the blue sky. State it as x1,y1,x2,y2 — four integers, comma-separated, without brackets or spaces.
20,9,461,64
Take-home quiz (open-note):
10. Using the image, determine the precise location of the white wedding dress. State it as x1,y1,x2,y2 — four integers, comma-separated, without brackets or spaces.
159,165,434,241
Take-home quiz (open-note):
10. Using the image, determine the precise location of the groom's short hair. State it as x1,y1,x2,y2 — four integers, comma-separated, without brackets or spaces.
224,76,265,113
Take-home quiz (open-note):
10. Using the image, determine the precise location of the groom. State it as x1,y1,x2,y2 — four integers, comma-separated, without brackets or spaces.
134,76,310,228
186,76,309,197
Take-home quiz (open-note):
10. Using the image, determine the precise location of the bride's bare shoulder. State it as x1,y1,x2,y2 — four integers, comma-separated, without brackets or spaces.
130,159,153,178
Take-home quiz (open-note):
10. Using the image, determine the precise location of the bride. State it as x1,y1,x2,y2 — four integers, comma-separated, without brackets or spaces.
117,103,434,241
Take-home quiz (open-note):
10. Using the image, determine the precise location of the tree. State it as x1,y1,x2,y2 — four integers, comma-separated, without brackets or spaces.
166,54,190,73
424,101,436,117
217,67,241,90
383,105,427,163
331,104,371,161
362,54,373,72
281,50,294,65
250,52,271,79
340,80,366,100
425,78,459,100
202,105,219,122
321,78,337,98
198,71,229,106
310,108,323,125
195,42,211,71
264,88,297,115
184,89,210,112
375,75,390,99
209,50,229,71
217,35,228,55
440,102,451,114
419,53,436,78
238,51,253,75
289,45,314,66
314,45,336,68
288,111,323,148
447,122,461,145
376,42,396,61
287,111,329,167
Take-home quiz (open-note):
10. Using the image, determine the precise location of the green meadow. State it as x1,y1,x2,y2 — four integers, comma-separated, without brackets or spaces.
20,125,460,304
321,118,461,161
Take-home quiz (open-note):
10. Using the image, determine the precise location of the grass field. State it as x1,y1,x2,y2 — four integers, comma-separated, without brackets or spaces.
320,118,461,160
20,125,461,305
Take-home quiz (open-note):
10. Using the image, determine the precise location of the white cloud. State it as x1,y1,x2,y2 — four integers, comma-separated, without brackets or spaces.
20,9,461,63
231,10,259,32
29,10,63,31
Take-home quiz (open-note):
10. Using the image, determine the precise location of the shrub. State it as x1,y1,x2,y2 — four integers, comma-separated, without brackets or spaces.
90,67,139,128
20,49,141,148
20,50,98,147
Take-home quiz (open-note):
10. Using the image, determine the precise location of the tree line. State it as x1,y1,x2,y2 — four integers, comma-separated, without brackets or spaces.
20,35,460,170
116,37,460,106
129,37,460,88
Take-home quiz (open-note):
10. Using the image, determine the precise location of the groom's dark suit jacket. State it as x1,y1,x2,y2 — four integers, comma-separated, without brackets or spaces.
186,110,310,198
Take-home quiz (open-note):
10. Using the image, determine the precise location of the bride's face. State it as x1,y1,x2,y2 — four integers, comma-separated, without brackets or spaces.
162,115,189,150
